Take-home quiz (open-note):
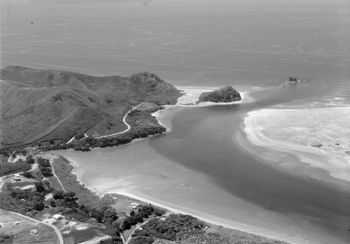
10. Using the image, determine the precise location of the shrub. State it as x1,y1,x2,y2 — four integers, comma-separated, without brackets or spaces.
153,207,166,216
102,207,118,225
133,214,205,241
49,200,56,207
40,167,53,177
129,236,154,244
75,132,85,140
33,201,44,211
22,171,33,178
53,190,64,199
25,155,35,164
35,182,46,193
37,157,50,167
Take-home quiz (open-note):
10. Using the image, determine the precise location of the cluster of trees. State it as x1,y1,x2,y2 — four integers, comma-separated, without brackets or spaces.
0,108,167,155
51,190,79,209
37,157,53,177
129,236,154,244
132,214,205,242
48,190,124,242
0,180,51,213
42,125,166,152
25,155,35,164
0,146,32,161
198,86,241,103
0,179,122,237
114,205,164,232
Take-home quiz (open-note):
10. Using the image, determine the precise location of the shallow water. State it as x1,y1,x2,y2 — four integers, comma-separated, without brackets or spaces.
150,86,350,236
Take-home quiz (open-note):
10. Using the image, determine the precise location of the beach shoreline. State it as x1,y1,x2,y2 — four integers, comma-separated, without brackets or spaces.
51,152,301,244
152,85,251,132
44,86,350,244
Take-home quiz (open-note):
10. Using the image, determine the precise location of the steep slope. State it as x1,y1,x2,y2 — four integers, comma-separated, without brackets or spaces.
0,66,181,149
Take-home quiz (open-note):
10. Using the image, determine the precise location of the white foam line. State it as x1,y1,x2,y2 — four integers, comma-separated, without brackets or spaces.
152,86,251,133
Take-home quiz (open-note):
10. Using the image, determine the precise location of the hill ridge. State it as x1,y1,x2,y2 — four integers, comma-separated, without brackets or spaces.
1,66,181,149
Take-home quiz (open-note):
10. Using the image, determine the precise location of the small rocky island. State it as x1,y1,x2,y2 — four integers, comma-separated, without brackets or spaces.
284,76,307,86
197,85,241,103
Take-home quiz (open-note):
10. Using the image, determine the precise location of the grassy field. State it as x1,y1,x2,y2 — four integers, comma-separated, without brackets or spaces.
0,209,59,244
51,156,105,208
180,225,288,244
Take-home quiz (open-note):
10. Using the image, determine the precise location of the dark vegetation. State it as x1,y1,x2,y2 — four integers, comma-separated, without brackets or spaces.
39,124,166,152
130,214,205,243
0,105,167,156
74,131,86,140
129,236,154,244
198,85,241,103
37,157,53,177
114,205,165,233
0,180,51,213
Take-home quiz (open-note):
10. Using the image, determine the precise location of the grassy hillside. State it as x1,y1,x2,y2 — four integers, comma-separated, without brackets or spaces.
0,66,181,149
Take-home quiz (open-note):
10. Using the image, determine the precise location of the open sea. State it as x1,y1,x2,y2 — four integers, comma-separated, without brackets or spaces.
2,0,350,243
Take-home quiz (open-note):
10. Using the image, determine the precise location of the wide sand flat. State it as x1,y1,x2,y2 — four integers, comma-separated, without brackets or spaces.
244,107,350,184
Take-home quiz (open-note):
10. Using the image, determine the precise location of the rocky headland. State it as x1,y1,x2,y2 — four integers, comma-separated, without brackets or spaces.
0,66,181,154
197,85,241,104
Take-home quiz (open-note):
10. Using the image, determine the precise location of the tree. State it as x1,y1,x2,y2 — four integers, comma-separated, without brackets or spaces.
25,155,35,164
35,182,46,193
33,201,44,211
49,200,56,207
90,208,103,223
37,157,50,167
62,192,78,208
40,167,53,177
75,132,85,140
102,207,118,225
121,219,131,230
53,190,64,199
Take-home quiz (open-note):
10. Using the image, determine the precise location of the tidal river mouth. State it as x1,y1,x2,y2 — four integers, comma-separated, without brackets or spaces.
57,81,350,244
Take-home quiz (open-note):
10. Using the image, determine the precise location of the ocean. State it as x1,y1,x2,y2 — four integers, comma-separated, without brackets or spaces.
2,0,350,243
1,0,350,86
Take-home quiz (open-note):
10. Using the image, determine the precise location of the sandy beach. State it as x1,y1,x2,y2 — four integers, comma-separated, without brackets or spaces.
243,107,350,185
152,85,250,132
56,151,311,244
